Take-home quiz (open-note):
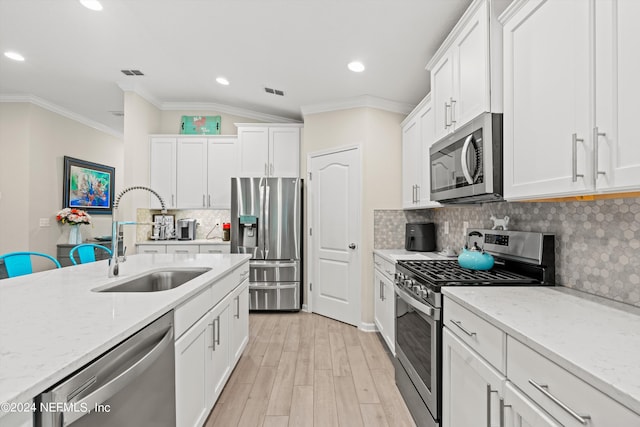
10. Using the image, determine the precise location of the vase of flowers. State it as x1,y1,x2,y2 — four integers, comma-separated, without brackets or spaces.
56,208,92,244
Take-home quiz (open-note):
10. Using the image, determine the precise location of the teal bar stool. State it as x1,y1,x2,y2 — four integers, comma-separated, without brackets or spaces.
0,252,62,278
69,243,112,265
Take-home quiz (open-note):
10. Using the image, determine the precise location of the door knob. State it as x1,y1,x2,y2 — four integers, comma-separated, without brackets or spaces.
348,243,356,249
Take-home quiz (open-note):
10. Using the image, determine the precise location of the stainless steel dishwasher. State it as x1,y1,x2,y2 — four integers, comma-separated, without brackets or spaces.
36,311,175,427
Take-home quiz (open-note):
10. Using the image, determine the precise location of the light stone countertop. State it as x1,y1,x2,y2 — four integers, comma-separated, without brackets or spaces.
373,249,456,263
0,253,251,415
136,239,230,245
442,286,640,415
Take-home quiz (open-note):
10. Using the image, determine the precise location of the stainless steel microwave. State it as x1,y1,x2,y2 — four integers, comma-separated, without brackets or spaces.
429,112,503,204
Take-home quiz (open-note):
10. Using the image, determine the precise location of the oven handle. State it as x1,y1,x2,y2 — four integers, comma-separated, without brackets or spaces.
394,284,440,321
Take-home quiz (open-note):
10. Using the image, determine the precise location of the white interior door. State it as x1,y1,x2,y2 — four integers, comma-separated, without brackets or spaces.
309,147,361,326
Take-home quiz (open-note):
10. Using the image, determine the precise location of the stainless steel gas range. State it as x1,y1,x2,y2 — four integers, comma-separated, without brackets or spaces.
393,229,555,427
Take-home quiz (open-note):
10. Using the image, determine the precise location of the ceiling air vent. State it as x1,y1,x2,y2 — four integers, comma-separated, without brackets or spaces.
264,87,285,96
121,69,144,76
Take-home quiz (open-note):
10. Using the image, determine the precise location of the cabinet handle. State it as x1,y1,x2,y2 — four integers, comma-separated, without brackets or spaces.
572,133,585,182
175,250,189,254
499,398,508,427
270,163,274,175
450,98,456,124
451,319,476,337
487,385,499,427
235,296,240,319
528,379,591,424
593,127,607,185
208,194,211,207
215,315,221,346
209,320,216,350
416,185,420,203
264,163,268,176
144,250,159,254
202,194,205,207
171,194,175,207
444,102,450,129
380,280,385,301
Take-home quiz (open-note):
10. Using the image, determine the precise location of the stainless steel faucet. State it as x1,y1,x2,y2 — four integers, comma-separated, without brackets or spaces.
109,186,167,277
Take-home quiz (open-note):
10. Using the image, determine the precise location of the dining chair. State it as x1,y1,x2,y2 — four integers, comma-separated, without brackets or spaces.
0,252,62,278
69,243,112,265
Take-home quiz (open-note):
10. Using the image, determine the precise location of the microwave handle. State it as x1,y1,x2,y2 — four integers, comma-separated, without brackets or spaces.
461,135,475,185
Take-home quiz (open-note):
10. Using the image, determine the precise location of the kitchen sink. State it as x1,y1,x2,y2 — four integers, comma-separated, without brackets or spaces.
97,268,210,292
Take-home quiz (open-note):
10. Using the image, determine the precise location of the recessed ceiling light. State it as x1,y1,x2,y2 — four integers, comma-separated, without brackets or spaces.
216,77,230,86
4,51,25,61
79,0,103,11
348,61,365,73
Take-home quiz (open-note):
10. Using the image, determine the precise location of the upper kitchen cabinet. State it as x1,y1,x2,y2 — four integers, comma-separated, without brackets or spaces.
427,0,507,143
150,137,177,209
236,124,302,177
149,135,239,209
401,94,441,209
502,0,640,200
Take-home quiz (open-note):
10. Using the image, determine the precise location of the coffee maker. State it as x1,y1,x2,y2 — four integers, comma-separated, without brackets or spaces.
176,219,198,240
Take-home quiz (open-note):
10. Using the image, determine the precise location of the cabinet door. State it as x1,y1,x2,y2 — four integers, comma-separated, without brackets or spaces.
453,1,488,128
503,382,561,427
418,101,441,208
381,276,395,355
432,52,455,142
269,127,300,177
177,138,208,208
150,137,177,209
503,0,591,200
238,127,269,177
136,244,167,254
209,300,231,405
595,0,640,191
175,312,212,427
230,280,249,364
166,244,199,255
207,137,238,208
402,117,420,208
442,327,505,427
373,268,386,339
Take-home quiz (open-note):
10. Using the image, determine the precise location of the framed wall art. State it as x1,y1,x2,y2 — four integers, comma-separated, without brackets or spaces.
62,156,115,214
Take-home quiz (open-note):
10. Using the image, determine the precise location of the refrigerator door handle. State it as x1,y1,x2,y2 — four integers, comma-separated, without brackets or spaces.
263,180,270,258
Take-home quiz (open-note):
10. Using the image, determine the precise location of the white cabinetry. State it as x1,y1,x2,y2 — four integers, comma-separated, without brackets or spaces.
427,0,504,142
373,254,395,354
236,124,302,177
150,137,177,209
443,295,640,426
401,95,441,209
502,0,640,200
174,262,250,427
136,242,230,255
149,135,238,209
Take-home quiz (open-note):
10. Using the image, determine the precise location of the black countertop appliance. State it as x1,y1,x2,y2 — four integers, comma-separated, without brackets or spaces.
405,222,436,252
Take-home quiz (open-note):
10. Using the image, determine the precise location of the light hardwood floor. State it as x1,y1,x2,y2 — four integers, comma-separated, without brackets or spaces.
205,312,417,427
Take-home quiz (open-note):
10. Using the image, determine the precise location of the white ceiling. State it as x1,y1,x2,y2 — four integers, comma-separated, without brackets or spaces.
0,0,472,135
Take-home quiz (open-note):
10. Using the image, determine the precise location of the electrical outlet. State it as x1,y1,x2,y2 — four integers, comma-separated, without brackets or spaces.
215,218,221,227
39,218,51,227
444,221,449,235
463,221,469,234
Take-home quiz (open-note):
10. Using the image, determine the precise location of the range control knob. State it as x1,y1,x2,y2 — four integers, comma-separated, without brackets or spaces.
403,279,415,288
417,289,428,299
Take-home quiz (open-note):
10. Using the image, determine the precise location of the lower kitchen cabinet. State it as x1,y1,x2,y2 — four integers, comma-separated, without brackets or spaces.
373,254,395,354
502,382,561,427
174,262,249,427
442,327,505,427
136,243,230,255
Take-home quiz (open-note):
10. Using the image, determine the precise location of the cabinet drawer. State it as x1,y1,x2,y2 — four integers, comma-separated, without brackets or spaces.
199,244,230,254
175,286,213,339
137,244,167,254
211,262,249,307
373,254,396,281
507,336,640,426
444,297,505,373
167,245,199,255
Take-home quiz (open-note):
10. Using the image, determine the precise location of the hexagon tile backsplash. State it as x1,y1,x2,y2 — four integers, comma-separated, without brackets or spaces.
374,196,640,307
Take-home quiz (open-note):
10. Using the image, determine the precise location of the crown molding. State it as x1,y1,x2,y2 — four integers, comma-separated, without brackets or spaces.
300,95,415,116
400,92,432,127
0,94,123,139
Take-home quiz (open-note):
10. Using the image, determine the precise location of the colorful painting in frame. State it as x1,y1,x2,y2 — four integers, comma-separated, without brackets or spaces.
62,156,115,214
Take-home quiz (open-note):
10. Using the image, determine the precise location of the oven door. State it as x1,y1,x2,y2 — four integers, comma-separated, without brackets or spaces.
395,284,441,422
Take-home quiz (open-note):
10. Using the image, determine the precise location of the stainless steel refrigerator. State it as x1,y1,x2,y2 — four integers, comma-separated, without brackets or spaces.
231,177,302,311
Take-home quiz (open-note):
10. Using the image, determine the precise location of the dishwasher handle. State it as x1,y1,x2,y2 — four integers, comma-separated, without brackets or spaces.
52,324,173,426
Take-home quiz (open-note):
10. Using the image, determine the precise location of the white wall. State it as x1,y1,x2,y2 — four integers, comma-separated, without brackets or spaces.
0,102,124,267
302,107,404,325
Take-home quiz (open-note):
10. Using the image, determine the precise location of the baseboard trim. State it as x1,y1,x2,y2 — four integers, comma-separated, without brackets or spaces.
359,322,378,332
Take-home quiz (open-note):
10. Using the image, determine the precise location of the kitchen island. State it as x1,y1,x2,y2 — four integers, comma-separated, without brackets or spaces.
0,253,251,426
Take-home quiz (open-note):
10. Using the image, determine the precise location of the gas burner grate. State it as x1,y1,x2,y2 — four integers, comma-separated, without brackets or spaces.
399,260,538,285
